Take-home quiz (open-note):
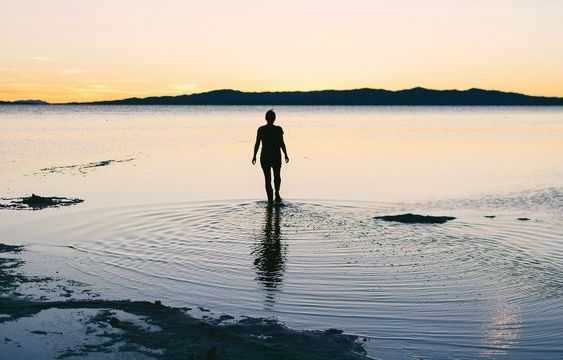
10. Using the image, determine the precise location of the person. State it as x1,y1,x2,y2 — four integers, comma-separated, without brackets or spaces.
252,109,289,204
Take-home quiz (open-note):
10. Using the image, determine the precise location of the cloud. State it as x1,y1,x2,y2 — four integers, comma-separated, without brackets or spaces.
0,67,14,72
59,68,88,75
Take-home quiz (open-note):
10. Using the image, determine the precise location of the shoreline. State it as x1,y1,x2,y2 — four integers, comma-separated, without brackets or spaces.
0,243,369,359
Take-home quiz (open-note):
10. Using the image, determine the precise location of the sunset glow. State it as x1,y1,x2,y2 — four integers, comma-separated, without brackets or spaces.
1,0,563,102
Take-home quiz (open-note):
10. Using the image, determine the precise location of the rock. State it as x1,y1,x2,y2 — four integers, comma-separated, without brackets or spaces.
22,194,57,207
374,213,456,224
219,314,234,321
0,194,83,210
109,317,120,328
484,215,496,218
205,346,217,360
517,217,530,221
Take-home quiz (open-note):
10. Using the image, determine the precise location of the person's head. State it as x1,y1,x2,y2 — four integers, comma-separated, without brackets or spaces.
265,109,276,124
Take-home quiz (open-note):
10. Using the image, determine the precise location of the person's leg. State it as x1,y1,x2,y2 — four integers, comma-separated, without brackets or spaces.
261,160,274,203
273,164,281,202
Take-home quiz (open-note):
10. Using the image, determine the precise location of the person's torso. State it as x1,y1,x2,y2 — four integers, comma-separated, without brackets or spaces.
259,125,283,157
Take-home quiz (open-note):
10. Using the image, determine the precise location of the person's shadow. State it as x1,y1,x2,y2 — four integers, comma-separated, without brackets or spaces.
252,205,286,306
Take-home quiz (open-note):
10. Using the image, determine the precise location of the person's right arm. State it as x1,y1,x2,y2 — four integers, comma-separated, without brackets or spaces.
252,128,261,165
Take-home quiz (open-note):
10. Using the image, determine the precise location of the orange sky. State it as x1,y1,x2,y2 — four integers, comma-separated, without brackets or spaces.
1,0,563,103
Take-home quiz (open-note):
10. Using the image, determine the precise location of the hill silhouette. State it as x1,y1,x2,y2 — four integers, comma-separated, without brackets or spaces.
71,88,563,106
0,99,49,105
3,88,563,106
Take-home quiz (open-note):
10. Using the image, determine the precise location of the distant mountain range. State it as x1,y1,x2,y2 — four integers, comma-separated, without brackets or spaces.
0,99,49,105
3,88,563,105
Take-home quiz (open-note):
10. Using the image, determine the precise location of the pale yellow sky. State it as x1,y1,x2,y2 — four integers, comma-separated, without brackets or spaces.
1,0,562,103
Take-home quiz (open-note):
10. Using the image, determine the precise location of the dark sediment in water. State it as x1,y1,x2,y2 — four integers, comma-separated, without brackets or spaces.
374,213,456,224
0,299,368,359
1,244,368,359
38,158,135,175
1,243,52,295
0,194,83,210
0,244,24,253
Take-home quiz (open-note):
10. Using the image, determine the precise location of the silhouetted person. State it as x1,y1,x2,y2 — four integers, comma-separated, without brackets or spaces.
252,204,286,305
252,109,289,204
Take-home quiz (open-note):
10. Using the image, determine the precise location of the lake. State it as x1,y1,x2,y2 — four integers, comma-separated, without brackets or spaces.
1,105,563,359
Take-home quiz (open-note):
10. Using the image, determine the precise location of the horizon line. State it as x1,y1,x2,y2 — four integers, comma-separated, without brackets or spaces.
2,86,563,105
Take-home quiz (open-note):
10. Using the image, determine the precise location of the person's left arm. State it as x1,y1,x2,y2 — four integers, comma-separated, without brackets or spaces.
280,128,289,163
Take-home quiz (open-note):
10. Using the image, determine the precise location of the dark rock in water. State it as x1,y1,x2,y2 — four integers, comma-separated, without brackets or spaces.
484,215,496,218
29,330,48,335
517,217,531,221
205,346,217,360
0,194,83,210
374,213,456,224
0,244,24,253
109,317,120,328
21,194,58,207
219,314,234,322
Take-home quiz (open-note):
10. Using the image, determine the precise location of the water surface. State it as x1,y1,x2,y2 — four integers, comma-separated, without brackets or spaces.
1,105,563,359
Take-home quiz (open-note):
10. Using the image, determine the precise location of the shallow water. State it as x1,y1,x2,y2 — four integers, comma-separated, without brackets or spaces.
2,105,563,359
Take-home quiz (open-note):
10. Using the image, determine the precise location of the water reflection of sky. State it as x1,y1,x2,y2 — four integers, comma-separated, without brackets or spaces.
481,298,521,357
2,106,563,205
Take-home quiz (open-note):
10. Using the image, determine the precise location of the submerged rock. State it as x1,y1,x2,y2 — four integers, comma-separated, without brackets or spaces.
0,194,83,210
374,213,456,224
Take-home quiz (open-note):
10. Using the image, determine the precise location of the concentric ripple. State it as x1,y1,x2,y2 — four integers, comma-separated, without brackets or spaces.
27,199,563,359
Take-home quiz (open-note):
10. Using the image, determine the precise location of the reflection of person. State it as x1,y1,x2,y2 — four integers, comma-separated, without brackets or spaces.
252,205,285,304
252,109,289,204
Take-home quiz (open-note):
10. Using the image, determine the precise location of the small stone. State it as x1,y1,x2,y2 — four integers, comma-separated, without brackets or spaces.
109,317,120,328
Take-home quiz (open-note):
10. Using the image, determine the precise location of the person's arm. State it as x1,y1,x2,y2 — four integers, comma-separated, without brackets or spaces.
280,130,289,163
252,129,261,165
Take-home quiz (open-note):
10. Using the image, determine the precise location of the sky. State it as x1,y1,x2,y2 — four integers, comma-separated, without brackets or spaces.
1,0,562,103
